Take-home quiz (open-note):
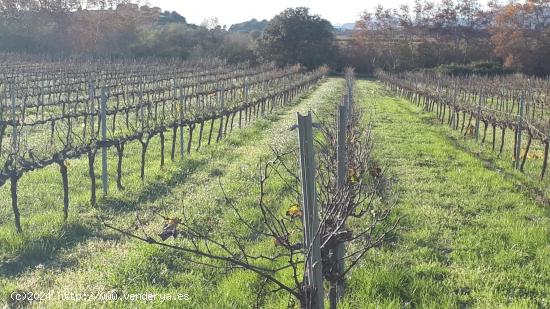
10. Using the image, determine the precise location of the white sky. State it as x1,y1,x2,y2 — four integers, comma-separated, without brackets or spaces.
148,0,417,26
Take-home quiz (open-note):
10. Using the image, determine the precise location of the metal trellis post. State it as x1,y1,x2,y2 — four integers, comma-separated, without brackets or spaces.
335,104,348,302
297,112,324,309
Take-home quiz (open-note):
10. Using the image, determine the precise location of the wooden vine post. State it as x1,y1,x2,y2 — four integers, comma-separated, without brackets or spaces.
60,160,69,220
216,86,225,142
100,88,108,195
542,136,549,180
179,87,185,159
115,143,125,190
515,94,525,170
451,87,457,129
88,80,97,206
475,91,482,142
10,83,22,233
297,112,324,309
89,80,96,140
244,83,250,124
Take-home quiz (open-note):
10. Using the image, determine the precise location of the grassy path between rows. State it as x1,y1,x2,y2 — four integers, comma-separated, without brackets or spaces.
341,81,550,308
0,78,345,308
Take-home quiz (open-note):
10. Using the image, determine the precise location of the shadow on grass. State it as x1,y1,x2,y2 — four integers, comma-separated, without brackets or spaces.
98,156,208,214
384,90,550,208
0,151,221,277
0,154,217,277
0,114,278,277
0,221,98,276
435,124,550,208
0,84,319,280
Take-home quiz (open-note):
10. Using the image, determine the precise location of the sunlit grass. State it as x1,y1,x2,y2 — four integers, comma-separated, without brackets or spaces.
0,77,343,308
2,78,547,308
339,80,550,308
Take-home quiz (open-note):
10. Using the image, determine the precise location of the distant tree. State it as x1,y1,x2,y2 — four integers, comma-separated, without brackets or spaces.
158,10,186,25
0,0,259,62
201,17,224,30
345,0,495,74
228,18,268,33
218,32,256,63
66,4,159,56
435,0,458,28
489,0,550,76
255,7,337,68
457,0,481,27
249,29,261,40
131,23,195,58
0,0,80,13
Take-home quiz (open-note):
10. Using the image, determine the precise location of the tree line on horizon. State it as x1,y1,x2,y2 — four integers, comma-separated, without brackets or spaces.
0,0,549,76
344,0,550,76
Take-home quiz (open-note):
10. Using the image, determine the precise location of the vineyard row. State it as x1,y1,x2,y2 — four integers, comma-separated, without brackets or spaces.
377,71,550,181
0,63,328,233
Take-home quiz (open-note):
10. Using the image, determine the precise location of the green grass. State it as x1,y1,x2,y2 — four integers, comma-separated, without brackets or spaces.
2,78,549,308
339,81,550,308
0,77,344,308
